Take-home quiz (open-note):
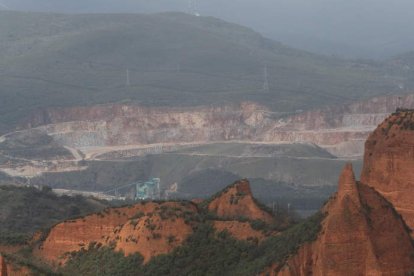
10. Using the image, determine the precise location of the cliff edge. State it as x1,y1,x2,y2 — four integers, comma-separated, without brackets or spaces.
361,109,414,236
274,164,414,276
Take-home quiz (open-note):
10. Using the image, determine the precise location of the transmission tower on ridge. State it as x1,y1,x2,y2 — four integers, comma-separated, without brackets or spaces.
263,65,269,92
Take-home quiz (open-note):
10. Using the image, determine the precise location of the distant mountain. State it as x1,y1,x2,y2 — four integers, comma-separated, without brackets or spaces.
0,11,408,133
392,51,414,68
2,0,414,58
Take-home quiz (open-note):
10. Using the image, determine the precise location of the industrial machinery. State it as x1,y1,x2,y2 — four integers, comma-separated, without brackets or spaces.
103,178,161,201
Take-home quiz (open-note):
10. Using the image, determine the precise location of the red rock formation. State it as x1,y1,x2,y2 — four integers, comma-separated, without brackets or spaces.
34,180,281,266
23,111,414,274
273,164,414,276
35,202,197,264
208,179,275,224
361,110,414,236
0,255,7,276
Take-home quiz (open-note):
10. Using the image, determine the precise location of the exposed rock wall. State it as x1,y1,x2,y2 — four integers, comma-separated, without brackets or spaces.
35,202,198,264
35,180,278,265
361,110,414,236
0,255,7,276
275,164,414,276
17,94,414,158
208,179,275,224
27,111,414,274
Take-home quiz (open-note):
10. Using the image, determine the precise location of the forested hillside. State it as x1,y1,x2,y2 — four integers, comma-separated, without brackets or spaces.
0,11,407,133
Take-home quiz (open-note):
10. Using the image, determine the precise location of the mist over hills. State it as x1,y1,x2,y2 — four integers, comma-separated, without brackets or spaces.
0,11,409,134
2,6,414,275
0,10,410,205
2,0,414,59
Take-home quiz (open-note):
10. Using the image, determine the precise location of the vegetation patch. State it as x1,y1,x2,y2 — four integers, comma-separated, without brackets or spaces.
0,232,28,246
0,185,109,238
2,252,58,276
61,247,144,276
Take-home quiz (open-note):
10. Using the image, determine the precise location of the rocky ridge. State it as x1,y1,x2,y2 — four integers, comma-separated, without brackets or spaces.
361,109,414,236
270,111,414,275
3,111,414,275
35,201,198,265
1,93,413,181
275,164,414,275
33,180,276,266
13,93,414,160
207,179,275,224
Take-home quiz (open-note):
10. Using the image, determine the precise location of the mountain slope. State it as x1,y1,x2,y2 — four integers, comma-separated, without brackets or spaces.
361,109,414,236
270,111,414,275
4,114,414,275
4,0,414,59
35,201,198,264
0,11,406,133
34,180,283,267
0,185,108,243
273,164,414,276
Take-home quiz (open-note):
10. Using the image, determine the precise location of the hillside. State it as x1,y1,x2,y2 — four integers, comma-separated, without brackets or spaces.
266,110,414,275
0,180,309,275
28,150,352,213
0,129,72,161
31,180,292,272
0,185,109,245
392,51,414,69
4,0,414,59
2,92,411,186
7,92,414,218
35,201,199,265
3,111,414,275
0,11,407,133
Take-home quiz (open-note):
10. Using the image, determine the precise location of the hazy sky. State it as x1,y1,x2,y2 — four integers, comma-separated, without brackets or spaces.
2,0,414,59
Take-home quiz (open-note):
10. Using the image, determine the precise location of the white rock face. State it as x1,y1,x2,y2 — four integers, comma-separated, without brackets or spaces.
16,94,414,158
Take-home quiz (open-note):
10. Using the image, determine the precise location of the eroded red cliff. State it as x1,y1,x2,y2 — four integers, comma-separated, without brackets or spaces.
361,110,414,236
34,201,197,265
273,164,414,276
22,111,414,274
34,180,277,266
208,179,275,224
